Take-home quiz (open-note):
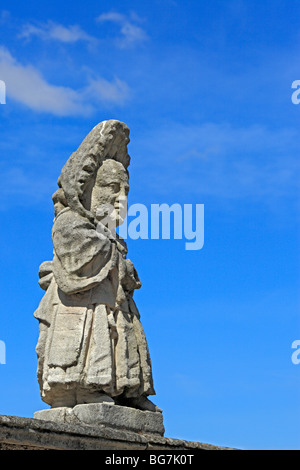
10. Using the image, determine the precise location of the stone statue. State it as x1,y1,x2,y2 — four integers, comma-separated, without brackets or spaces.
34,120,160,417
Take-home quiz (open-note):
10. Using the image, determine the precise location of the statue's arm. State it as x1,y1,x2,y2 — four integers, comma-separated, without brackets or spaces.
52,211,115,294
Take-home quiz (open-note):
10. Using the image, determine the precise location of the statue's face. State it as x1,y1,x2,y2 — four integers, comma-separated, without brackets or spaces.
90,159,129,228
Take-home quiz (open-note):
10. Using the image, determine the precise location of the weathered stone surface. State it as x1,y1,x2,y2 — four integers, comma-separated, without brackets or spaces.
0,415,235,451
34,407,72,423
33,120,161,422
34,403,165,435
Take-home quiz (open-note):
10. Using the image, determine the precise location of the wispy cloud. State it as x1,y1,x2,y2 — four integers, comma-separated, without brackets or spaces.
96,11,148,48
0,46,130,115
0,163,58,210
135,122,300,203
1,167,54,198
19,20,97,45
0,10,10,25
0,46,90,115
85,76,130,104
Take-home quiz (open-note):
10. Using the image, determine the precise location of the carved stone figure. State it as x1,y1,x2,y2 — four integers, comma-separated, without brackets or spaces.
34,120,160,415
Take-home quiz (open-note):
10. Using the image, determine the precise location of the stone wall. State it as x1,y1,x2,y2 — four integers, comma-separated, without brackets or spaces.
0,415,233,451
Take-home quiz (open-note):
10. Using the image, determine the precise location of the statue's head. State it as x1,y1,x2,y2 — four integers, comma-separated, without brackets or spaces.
52,120,130,228
90,158,129,228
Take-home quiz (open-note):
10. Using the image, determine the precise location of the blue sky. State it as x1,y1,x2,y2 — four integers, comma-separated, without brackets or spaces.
0,0,299,450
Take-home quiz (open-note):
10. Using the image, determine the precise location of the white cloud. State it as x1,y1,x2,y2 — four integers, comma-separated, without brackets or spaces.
96,11,148,48
0,46,130,115
86,76,130,104
19,20,97,45
0,46,89,115
135,122,300,203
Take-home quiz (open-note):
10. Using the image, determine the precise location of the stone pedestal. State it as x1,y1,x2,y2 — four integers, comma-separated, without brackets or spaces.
34,403,165,436
0,414,235,450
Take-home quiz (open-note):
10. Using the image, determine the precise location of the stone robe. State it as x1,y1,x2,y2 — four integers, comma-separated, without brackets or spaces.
34,207,155,407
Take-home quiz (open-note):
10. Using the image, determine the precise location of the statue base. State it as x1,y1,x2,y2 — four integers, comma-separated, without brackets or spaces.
34,403,165,436
1,414,235,450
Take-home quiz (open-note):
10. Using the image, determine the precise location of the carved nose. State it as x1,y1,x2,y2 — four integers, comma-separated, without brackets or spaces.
116,193,127,206
115,195,127,219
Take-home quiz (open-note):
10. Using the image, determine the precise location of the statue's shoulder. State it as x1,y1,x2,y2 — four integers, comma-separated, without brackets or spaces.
54,207,75,223
53,208,93,232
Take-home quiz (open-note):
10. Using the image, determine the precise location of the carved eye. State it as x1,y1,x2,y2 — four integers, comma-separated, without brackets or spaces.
109,183,120,193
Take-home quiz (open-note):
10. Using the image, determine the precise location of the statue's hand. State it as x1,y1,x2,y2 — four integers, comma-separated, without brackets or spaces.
38,261,53,291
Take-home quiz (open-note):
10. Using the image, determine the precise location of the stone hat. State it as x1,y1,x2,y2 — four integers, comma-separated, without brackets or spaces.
53,120,131,223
